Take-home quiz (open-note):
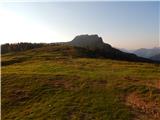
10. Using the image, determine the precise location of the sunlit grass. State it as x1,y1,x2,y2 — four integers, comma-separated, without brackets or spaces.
2,45,160,120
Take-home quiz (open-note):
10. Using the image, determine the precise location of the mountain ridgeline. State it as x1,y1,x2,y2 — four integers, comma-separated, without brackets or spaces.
2,35,160,120
133,47,160,58
67,34,157,63
1,34,159,63
150,53,160,61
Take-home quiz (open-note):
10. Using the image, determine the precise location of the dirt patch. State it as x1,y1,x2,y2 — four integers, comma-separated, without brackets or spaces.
125,92,160,120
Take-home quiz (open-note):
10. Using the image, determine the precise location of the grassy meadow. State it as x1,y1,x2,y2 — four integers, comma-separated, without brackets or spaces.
1,45,160,120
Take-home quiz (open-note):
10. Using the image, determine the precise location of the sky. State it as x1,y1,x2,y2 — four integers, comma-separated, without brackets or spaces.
0,1,159,49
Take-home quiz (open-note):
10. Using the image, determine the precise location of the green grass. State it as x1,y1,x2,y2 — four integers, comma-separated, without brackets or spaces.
1,45,160,120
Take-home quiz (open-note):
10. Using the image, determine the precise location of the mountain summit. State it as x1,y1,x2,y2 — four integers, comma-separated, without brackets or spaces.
1,34,159,63
68,34,158,63
69,34,111,50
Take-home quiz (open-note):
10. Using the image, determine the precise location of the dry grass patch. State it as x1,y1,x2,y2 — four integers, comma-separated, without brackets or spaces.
126,92,160,120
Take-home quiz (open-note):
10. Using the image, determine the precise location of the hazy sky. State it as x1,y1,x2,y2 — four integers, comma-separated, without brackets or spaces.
0,1,159,49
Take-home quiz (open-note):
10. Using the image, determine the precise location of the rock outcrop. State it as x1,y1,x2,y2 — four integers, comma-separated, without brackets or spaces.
67,34,158,63
68,34,111,50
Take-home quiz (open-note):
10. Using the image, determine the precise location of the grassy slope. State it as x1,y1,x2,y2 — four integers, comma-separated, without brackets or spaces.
2,45,160,120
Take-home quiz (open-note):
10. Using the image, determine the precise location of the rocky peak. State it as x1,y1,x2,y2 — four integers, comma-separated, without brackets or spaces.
73,34,103,44
69,34,111,50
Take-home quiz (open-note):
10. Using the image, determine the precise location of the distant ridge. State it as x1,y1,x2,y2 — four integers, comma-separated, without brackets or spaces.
133,47,160,58
150,53,160,61
68,34,158,63
1,34,159,63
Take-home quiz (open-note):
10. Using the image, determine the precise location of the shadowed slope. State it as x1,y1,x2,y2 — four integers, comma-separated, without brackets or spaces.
2,44,159,67
150,54,160,61
68,34,158,63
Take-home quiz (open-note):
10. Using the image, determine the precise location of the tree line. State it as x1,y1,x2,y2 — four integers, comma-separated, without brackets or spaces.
1,42,48,54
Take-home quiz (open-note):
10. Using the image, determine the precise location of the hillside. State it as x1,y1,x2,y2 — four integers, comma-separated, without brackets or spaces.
1,35,158,63
150,53,160,61
68,34,157,63
1,44,160,120
1,43,46,54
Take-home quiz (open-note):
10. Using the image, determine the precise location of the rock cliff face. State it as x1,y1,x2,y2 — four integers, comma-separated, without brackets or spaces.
67,34,157,63
69,34,111,50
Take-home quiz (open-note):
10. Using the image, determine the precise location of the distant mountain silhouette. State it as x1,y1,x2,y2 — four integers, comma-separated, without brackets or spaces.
150,53,160,61
68,34,111,50
133,47,160,58
118,48,134,53
67,34,157,63
1,34,159,63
